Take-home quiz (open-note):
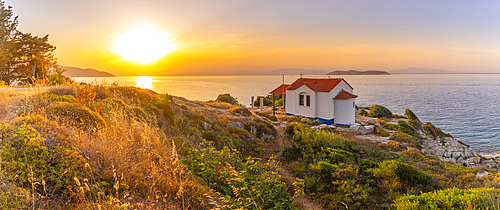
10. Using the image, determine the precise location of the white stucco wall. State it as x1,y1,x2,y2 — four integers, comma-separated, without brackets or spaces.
334,98,356,125
287,85,316,118
316,92,333,119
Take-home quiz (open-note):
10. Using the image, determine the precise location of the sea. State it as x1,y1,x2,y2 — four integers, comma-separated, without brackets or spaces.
74,74,500,152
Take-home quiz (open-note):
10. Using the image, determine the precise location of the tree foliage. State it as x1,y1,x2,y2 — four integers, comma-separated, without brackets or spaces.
0,1,59,85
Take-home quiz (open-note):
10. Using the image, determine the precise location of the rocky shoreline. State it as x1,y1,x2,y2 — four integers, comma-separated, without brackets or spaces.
336,112,500,172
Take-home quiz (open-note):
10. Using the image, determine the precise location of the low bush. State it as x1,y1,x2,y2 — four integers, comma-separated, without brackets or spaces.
375,126,390,137
231,107,252,117
0,117,89,194
204,101,233,109
216,93,238,105
275,98,284,107
358,108,368,116
423,122,453,140
255,111,278,121
45,102,105,130
390,132,421,148
244,118,277,141
398,120,415,136
300,117,321,126
253,95,273,107
394,187,500,210
385,123,399,130
368,104,393,118
39,93,76,103
369,160,431,194
47,73,75,85
183,140,297,209
405,109,423,130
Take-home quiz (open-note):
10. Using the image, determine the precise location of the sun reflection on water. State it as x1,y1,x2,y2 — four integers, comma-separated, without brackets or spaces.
136,76,153,89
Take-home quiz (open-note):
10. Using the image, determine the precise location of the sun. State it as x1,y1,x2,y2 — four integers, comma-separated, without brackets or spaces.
114,25,175,64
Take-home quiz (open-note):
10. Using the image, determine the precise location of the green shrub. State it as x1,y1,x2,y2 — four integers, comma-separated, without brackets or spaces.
0,123,88,192
370,160,430,192
154,94,174,123
400,149,425,162
358,108,368,116
390,132,421,148
180,104,188,110
398,120,415,136
368,104,393,118
232,107,252,117
375,126,390,137
385,123,399,130
183,140,297,209
40,93,76,103
275,98,284,107
300,117,321,126
244,118,277,141
253,96,273,107
45,102,105,130
173,137,193,156
47,74,75,85
405,109,423,130
321,126,337,133
255,111,278,121
128,106,147,121
98,97,129,117
215,93,238,105
423,122,453,139
394,188,500,210
0,185,30,209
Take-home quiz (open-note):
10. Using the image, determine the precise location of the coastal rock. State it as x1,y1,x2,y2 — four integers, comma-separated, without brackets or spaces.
356,118,376,126
422,135,478,167
228,121,245,129
348,123,374,134
476,171,489,178
350,123,361,132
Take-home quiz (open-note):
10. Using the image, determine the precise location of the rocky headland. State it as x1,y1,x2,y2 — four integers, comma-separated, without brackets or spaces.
338,108,500,173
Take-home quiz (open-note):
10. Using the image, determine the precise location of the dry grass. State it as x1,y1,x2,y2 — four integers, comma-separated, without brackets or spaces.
0,86,212,209
201,101,234,109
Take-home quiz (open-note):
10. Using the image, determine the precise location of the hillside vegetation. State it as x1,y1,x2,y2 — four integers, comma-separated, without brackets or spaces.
1,85,500,209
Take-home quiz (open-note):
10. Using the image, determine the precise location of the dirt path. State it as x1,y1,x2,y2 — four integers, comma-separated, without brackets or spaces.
273,125,326,210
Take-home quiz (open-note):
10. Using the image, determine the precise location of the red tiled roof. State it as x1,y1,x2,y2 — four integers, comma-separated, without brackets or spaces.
269,84,291,95
287,78,353,92
334,89,358,99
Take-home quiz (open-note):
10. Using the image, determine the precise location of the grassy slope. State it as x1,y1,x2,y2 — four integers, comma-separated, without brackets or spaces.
1,85,500,209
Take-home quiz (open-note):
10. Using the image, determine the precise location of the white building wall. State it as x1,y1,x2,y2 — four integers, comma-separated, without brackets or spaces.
316,92,333,120
287,85,315,118
285,90,294,114
334,98,356,125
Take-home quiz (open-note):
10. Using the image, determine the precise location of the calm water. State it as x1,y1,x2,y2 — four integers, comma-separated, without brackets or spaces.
74,74,500,152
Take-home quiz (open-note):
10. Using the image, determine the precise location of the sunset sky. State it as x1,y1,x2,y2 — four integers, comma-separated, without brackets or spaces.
6,0,500,75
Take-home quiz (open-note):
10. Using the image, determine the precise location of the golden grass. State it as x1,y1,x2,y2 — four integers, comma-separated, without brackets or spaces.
0,86,212,209
201,101,234,109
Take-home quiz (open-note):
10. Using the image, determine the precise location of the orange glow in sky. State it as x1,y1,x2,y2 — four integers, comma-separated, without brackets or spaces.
7,0,500,75
113,25,175,64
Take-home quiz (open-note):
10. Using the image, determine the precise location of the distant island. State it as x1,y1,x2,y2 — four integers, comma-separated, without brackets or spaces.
327,70,390,75
62,66,116,77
